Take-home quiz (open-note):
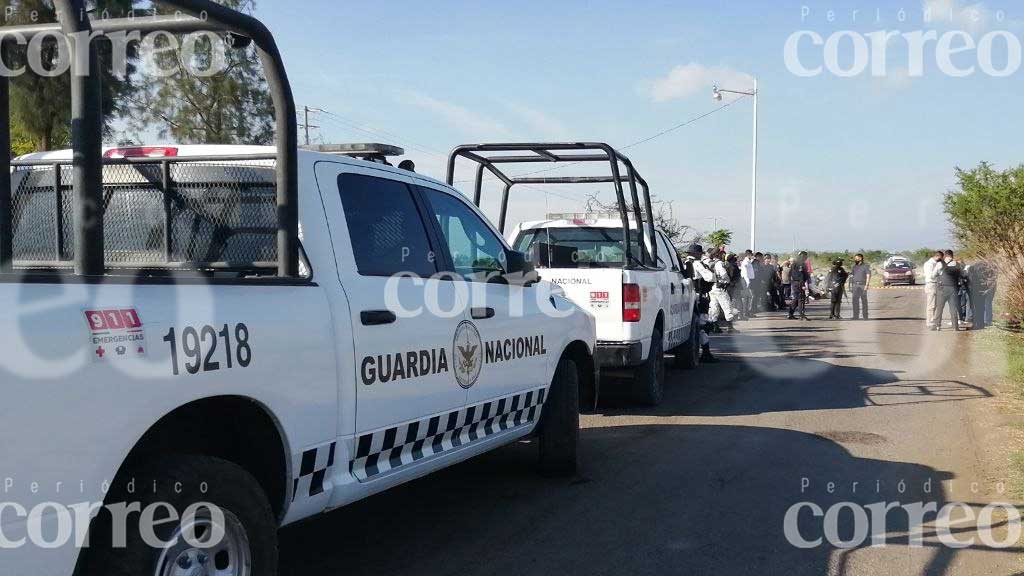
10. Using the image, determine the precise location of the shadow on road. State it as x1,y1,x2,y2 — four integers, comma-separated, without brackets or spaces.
595,345,993,417
278,425,976,576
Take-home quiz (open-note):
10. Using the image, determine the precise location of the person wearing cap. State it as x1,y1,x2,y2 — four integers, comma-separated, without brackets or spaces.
789,251,811,321
683,244,719,363
825,258,850,320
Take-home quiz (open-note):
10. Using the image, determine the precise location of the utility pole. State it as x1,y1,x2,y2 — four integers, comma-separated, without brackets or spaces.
299,105,321,146
713,79,759,251
750,78,759,253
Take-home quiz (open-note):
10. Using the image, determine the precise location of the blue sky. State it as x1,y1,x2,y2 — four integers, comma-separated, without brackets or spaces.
252,0,1024,252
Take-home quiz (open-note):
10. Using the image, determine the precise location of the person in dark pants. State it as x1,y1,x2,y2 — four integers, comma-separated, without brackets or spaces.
957,269,970,323
968,260,998,330
789,251,811,321
826,259,849,320
934,250,962,331
849,253,872,320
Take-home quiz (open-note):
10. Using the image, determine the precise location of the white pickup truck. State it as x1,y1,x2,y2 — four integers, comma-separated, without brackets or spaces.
509,215,701,405
0,143,597,576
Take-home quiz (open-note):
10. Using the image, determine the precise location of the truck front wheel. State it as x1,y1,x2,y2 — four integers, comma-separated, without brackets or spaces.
77,455,278,576
634,328,665,406
537,357,580,477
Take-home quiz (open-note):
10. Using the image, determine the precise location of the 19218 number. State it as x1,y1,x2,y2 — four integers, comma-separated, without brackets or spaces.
163,323,252,376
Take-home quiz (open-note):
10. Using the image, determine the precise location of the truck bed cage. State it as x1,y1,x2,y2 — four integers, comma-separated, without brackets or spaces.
0,0,299,279
445,143,657,268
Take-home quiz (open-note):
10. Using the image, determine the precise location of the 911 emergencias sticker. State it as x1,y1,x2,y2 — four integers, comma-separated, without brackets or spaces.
84,308,148,362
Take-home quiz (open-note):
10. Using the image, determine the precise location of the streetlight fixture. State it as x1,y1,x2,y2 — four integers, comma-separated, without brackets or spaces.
712,80,759,251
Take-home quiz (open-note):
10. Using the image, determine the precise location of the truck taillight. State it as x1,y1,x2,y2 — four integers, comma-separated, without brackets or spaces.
104,147,179,159
623,283,641,323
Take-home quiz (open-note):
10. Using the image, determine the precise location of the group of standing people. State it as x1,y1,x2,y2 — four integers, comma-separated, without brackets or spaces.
922,250,998,331
817,254,873,321
685,245,999,336
691,247,819,328
690,248,879,324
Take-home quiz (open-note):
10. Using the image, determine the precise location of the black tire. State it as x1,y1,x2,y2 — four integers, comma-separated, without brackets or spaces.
675,314,702,370
538,357,580,477
634,328,665,406
76,455,278,576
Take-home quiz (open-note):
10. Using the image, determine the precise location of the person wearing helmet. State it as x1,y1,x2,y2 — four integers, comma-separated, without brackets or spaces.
826,258,850,320
708,249,738,333
684,244,720,363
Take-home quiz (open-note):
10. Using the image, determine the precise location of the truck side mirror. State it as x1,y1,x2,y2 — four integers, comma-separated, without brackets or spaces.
503,250,540,287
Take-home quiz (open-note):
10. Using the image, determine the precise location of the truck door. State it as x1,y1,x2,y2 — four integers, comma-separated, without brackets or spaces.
657,232,689,348
416,184,552,407
316,164,469,450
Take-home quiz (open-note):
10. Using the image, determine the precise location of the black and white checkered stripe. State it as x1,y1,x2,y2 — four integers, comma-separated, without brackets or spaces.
292,441,336,501
351,387,548,482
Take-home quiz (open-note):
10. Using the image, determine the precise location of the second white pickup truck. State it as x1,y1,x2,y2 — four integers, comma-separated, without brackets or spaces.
445,143,702,407
510,215,701,405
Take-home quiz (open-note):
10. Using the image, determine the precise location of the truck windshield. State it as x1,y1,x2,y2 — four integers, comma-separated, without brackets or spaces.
514,227,638,269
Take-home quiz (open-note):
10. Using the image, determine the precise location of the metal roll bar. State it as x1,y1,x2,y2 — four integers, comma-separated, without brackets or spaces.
0,0,299,278
445,143,658,268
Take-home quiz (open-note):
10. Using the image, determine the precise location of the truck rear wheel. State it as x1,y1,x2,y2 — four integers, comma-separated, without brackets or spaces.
634,328,665,406
675,315,702,370
77,455,278,576
537,357,580,477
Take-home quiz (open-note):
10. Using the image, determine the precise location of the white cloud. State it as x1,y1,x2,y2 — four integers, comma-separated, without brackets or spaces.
499,100,569,139
646,63,754,103
397,91,510,137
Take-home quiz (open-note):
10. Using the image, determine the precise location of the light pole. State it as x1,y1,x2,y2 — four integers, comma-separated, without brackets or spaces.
713,80,758,251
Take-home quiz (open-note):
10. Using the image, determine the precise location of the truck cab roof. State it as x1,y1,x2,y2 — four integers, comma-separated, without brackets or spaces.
16,144,447,188
517,217,637,231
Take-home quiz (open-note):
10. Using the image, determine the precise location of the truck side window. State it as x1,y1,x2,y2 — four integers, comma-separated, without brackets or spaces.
338,173,438,278
419,187,507,282
658,235,679,271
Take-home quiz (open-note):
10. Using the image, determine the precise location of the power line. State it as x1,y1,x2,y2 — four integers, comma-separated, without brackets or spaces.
306,95,746,207
316,109,446,159
452,95,747,185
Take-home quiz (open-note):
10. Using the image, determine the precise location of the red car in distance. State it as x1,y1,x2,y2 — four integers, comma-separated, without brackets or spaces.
882,259,917,286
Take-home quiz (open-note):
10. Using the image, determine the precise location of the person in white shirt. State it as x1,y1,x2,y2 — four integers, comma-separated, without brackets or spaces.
922,250,946,329
740,250,756,319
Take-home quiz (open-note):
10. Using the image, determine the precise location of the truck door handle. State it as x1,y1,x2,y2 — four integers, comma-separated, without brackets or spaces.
471,307,495,320
360,310,397,326
671,283,676,294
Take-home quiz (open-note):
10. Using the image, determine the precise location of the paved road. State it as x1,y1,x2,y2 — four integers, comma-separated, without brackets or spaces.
279,289,1021,576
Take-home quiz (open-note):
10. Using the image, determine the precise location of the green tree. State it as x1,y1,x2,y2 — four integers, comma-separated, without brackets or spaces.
706,229,733,250
127,0,274,144
10,118,37,157
6,0,137,150
945,162,1024,317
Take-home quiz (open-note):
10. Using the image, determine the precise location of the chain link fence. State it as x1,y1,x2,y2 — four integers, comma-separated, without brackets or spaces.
10,158,280,273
